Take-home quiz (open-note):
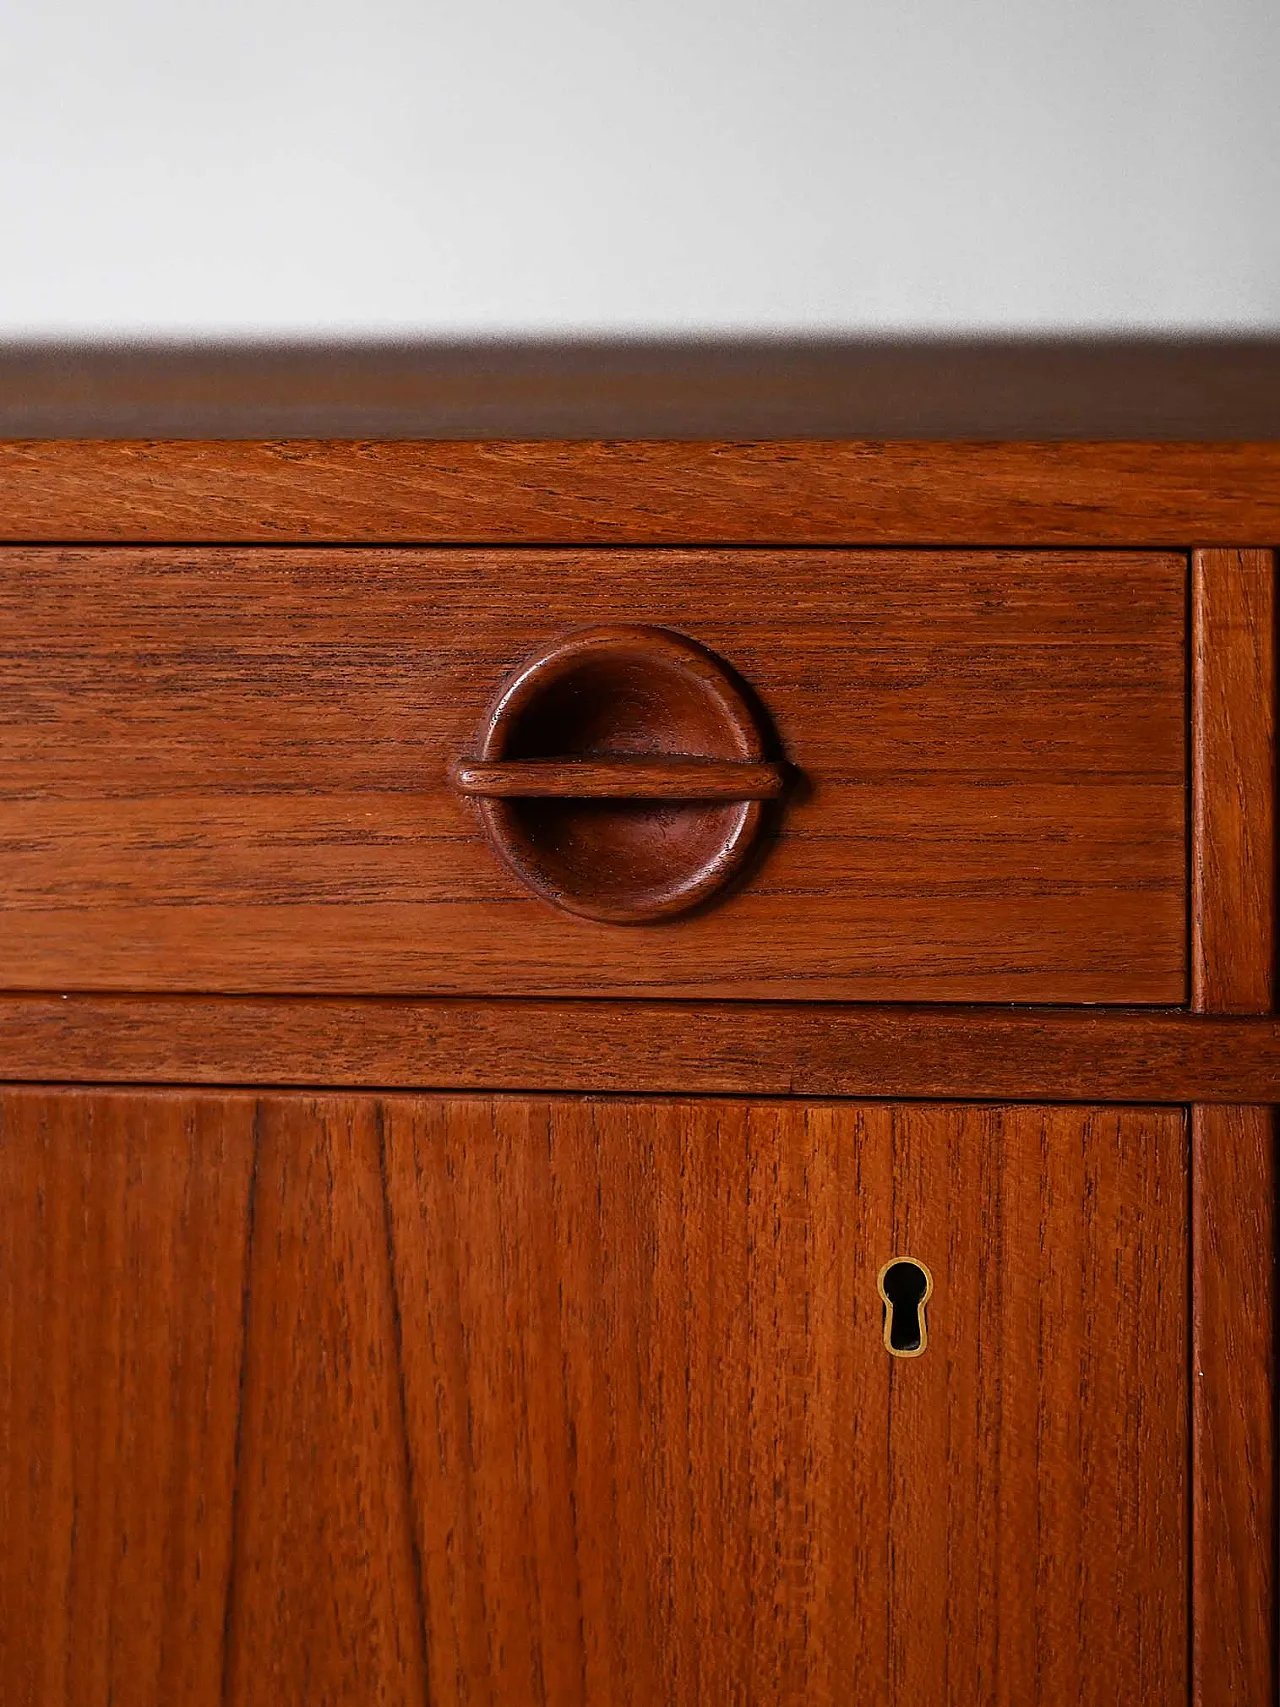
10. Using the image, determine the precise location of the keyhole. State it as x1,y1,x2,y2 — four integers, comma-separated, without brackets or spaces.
877,1258,933,1358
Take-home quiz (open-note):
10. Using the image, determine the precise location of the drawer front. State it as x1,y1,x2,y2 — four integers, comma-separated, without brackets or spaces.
0,1088,1188,1706
0,547,1186,1000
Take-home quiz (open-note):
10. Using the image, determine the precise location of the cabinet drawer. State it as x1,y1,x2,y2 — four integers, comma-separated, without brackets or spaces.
0,547,1186,1001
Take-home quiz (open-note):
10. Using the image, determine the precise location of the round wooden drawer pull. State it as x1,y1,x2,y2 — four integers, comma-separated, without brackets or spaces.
451,624,787,923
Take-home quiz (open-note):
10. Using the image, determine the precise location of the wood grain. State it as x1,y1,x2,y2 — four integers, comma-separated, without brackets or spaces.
1192,550,1276,1011
1191,550,1276,1706
1,996,1278,1101
1192,1105,1277,1707
0,438,1279,544
220,1096,429,1706
0,545,1187,1001
0,1088,1190,1703
380,1094,1188,1705
0,1088,254,1707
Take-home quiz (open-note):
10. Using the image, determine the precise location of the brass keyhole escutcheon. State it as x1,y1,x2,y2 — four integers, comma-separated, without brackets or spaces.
877,1258,933,1358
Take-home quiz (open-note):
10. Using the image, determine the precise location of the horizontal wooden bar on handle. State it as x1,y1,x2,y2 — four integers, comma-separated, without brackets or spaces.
3,439,1280,544
1,997,1279,1101
450,757,787,800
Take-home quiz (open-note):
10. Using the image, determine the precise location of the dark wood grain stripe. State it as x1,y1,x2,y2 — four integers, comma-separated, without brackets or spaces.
219,1101,262,1707
375,1100,433,1704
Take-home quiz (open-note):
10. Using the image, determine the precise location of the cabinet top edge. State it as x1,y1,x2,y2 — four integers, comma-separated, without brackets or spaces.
3,435,1279,546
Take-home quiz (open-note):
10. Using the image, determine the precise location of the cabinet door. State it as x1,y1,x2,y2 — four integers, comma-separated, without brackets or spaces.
0,1089,1187,1706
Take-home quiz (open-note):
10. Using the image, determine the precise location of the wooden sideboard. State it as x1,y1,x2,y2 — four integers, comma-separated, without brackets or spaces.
0,434,1275,1706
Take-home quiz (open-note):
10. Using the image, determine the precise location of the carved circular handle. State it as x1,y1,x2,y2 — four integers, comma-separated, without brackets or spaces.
450,625,785,923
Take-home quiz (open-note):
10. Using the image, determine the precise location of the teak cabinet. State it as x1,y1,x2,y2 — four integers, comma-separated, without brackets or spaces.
0,439,1276,1707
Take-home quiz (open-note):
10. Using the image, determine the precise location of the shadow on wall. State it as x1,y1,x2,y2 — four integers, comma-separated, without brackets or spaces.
2,335,1279,440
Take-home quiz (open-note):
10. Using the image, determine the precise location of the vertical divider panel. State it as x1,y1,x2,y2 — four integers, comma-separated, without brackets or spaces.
1191,548,1277,1707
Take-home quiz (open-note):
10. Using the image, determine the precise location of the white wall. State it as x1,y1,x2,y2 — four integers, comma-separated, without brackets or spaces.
2,0,1278,335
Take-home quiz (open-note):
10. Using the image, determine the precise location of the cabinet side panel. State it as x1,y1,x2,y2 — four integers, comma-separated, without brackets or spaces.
1192,1105,1277,1707
1192,549,1276,1011
1191,547,1277,1707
